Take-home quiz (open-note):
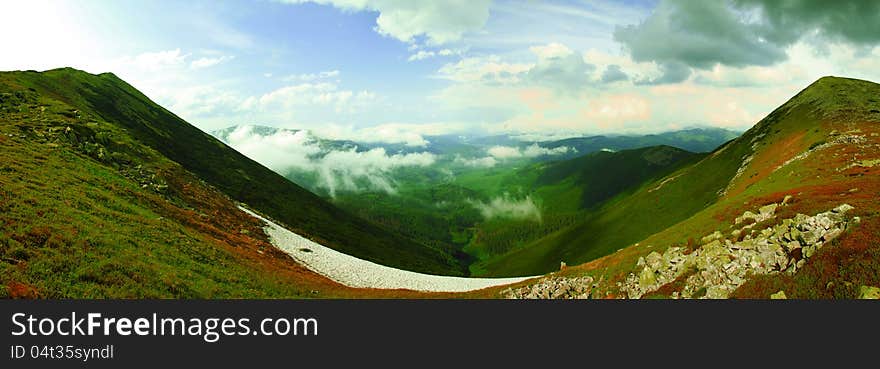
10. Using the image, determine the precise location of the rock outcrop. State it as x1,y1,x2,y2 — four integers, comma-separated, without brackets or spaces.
497,198,856,300
502,276,596,299
619,202,855,299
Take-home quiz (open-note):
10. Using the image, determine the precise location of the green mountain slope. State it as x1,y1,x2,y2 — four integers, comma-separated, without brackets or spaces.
455,146,702,274
536,145,704,209
482,76,880,298
1,68,466,277
483,76,880,281
481,124,755,276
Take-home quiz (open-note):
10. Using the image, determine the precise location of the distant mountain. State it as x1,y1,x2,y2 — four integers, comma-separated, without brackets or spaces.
540,128,740,158
211,125,738,159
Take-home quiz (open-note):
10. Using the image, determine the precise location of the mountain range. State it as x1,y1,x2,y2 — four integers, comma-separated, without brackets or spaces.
1,68,878,298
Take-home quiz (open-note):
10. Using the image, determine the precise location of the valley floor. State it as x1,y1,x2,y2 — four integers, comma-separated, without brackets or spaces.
240,207,536,292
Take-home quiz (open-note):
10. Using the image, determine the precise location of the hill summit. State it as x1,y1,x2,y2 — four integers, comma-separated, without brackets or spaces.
492,76,880,298
0,68,472,297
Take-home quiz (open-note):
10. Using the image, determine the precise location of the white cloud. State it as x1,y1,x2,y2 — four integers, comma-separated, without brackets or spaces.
315,124,428,147
241,81,376,114
316,148,436,194
190,55,234,69
437,55,532,83
408,51,435,62
523,144,574,157
525,43,596,94
487,145,523,159
313,121,471,147
407,49,456,62
129,49,189,71
284,70,341,81
166,84,246,118
433,39,878,136
278,0,493,45
469,195,541,222
219,125,437,195
530,42,574,59
454,155,498,168
437,43,600,94
487,144,572,159
0,1,104,72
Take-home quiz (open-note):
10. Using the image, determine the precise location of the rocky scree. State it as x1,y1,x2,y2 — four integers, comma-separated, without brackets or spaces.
619,200,856,299
499,197,856,299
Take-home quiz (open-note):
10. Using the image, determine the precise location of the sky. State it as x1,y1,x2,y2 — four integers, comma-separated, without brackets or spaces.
4,0,880,145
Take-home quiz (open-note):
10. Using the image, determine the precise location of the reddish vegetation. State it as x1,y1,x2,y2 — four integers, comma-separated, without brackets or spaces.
6,281,39,299
733,217,880,299
475,115,880,299
727,130,807,199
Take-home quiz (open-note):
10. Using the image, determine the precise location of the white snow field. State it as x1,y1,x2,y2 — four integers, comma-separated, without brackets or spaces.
240,207,535,292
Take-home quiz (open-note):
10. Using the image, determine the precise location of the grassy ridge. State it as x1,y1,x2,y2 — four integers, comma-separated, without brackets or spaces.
4,68,466,276
0,83,337,297
470,76,880,298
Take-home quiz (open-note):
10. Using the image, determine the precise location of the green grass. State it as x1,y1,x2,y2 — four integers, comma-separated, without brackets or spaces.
0,124,314,297
485,75,880,296
1,68,466,277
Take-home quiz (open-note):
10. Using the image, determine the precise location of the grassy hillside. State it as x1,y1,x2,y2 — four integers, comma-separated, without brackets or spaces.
471,76,880,298
0,68,467,300
536,145,704,209
479,78,874,277
206,123,734,268
460,146,701,270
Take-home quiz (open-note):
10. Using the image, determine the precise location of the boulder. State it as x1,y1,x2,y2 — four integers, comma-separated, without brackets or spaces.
782,195,793,205
736,211,758,225
759,204,778,219
785,241,802,252
802,245,816,258
814,214,834,230
770,290,787,299
858,286,880,299
638,268,657,290
822,228,843,243
705,286,729,299
832,204,854,214
645,251,663,270
702,231,723,244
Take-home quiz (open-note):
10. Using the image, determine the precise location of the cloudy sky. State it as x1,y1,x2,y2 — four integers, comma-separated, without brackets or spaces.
4,0,880,142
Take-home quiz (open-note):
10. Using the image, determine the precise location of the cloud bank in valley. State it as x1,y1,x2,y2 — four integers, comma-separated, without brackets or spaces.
221,125,436,196
469,195,542,222
453,155,498,168
454,144,573,168
487,144,574,159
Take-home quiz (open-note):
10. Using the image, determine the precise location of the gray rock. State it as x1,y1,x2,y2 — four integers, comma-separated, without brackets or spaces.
832,204,854,214
782,195,793,205
618,203,853,299
701,231,723,244
759,204,778,219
